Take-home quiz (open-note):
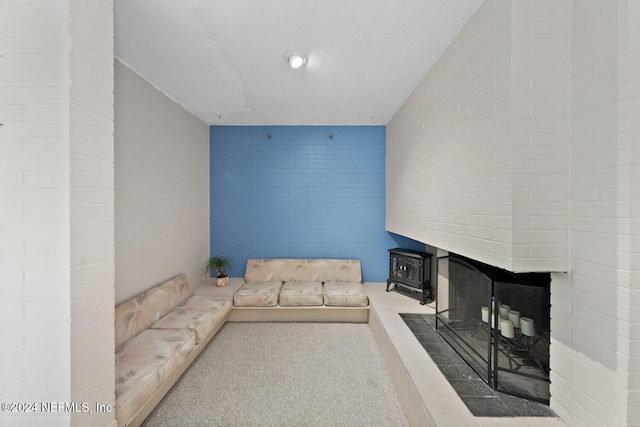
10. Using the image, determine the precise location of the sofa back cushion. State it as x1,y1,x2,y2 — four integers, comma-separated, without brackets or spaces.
114,274,193,349
244,259,362,283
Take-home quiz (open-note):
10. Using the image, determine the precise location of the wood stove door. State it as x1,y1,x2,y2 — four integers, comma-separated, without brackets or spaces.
403,258,421,287
389,253,402,282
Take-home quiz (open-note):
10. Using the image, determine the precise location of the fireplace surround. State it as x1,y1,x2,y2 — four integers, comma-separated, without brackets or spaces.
436,254,551,403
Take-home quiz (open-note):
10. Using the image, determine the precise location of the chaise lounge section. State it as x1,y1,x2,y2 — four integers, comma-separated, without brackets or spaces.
114,274,232,427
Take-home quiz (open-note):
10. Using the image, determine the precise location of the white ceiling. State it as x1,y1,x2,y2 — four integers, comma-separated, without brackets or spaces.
114,0,483,126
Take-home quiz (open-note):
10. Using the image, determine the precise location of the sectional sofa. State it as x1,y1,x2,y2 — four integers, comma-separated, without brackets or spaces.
114,258,370,426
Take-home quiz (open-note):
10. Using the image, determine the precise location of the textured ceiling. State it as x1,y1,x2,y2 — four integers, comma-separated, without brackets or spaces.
114,0,483,125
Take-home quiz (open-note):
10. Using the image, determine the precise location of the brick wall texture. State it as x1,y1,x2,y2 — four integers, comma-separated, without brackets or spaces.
387,1,640,426
114,59,210,303
0,1,115,426
387,0,571,274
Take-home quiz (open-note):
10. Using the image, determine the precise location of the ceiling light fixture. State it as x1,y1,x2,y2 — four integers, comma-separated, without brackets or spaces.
284,50,308,69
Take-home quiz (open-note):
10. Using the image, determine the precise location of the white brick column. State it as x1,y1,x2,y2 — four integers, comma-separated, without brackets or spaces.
550,1,640,426
0,1,115,426
69,1,115,426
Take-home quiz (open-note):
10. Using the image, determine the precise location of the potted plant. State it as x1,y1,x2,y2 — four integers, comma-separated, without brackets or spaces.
205,256,232,287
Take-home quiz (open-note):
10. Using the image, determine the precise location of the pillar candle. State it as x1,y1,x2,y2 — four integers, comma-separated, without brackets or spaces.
520,317,536,337
499,304,511,319
500,319,515,339
491,314,501,330
481,306,489,323
508,310,521,328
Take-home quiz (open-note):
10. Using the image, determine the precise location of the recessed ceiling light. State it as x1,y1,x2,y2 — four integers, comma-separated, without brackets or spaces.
284,50,308,69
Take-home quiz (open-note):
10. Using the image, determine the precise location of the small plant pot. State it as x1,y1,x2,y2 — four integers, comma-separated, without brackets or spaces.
216,276,229,287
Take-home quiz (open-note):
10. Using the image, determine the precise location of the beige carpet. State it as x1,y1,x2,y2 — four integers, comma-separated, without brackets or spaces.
142,322,410,426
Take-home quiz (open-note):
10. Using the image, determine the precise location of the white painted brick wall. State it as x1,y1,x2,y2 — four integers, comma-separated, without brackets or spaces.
114,60,209,303
69,1,115,425
549,1,640,426
0,1,74,426
386,0,570,273
1,1,115,426
388,1,638,426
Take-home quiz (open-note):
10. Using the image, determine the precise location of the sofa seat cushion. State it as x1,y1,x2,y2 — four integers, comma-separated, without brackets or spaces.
150,295,232,344
324,282,369,307
233,281,283,307
279,281,323,306
115,328,196,424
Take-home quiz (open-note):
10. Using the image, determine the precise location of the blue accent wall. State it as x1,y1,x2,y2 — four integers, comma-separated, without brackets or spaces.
210,126,424,281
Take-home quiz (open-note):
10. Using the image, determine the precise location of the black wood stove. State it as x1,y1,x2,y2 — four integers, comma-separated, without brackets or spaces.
386,248,433,305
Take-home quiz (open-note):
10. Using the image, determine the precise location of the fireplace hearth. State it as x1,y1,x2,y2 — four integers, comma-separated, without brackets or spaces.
436,254,551,403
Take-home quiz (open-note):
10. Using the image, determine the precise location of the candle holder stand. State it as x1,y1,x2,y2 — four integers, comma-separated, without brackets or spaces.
497,331,547,376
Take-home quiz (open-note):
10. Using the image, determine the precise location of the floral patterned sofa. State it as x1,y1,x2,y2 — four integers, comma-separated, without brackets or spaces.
114,274,232,427
234,259,369,308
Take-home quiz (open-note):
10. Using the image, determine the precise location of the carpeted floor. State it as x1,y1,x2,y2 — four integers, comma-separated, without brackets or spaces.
142,322,410,427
